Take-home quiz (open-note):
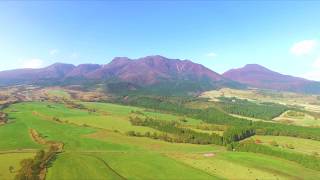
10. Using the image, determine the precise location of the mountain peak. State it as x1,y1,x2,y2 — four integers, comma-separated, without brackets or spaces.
142,55,168,59
223,64,320,94
111,57,131,62
234,64,271,73
244,63,266,69
86,55,229,86
46,62,75,68
66,64,101,78
109,57,131,66
224,64,274,77
138,55,172,64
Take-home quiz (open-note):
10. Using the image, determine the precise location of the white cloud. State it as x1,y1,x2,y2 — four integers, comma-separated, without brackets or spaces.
302,57,320,81
206,52,217,57
290,40,317,56
49,49,59,55
21,59,44,69
312,57,320,68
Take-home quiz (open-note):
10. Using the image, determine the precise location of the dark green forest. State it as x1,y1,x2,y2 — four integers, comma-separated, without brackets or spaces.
216,97,288,120
113,95,320,141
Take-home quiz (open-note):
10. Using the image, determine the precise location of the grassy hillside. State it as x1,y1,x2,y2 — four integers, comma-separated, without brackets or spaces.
201,88,320,128
251,135,320,156
1,101,320,179
171,151,320,180
46,153,124,180
273,110,320,127
0,153,35,180
201,88,320,113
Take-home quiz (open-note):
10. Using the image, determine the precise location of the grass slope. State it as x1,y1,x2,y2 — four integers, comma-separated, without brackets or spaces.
98,152,217,180
0,152,35,180
273,110,320,127
1,102,217,179
251,135,320,156
170,152,320,180
46,152,124,180
0,120,42,151
1,101,320,179
46,89,71,99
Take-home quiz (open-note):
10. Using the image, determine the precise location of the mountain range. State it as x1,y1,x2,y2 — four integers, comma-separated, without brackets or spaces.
1,55,319,95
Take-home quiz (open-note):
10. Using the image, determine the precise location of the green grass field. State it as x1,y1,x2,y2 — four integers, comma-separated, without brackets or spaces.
96,152,218,180
46,152,124,180
201,88,320,106
273,110,320,127
82,102,202,125
1,101,320,179
171,152,320,180
201,88,320,114
0,152,35,180
251,135,320,156
46,89,71,99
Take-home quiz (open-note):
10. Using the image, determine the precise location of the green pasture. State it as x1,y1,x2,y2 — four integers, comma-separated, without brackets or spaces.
273,110,320,127
1,101,320,179
251,135,320,156
170,151,320,180
0,152,35,180
46,152,124,180
47,89,71,99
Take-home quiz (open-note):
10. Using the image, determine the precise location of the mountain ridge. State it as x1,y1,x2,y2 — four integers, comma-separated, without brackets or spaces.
1,56,320,94
223,64,320,94
0,55,244,95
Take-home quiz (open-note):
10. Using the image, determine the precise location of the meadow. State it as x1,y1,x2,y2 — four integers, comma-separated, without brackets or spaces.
0,100,320,179
251,135,320,156
273,110,320,127
200,88,320,128
46,89,71,99
0,152,35,180
201,88,320,113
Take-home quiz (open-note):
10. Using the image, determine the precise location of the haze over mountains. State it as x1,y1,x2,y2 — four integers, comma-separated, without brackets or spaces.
1,55,320,94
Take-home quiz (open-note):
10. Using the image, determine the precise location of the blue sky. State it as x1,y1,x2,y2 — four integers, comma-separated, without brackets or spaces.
1,1,320,80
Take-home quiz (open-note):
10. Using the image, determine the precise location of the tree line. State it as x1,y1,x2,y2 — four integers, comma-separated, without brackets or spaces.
216,97,288,120
222,126,255,144
115,96,320,141
15,145,60,180
129,116,255,145
129,116,224,145
126,100,320,171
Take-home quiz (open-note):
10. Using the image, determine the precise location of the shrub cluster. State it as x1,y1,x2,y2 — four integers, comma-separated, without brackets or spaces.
15,146,60,180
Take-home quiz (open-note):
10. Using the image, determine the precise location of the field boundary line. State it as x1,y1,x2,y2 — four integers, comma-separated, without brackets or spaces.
84,153,127,180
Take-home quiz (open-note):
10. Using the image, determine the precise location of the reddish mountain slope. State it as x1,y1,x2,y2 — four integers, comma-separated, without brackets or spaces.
87,55,224,85
66,64,101,78
0,63,75,82
0,56,236,90
223,64,320,93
